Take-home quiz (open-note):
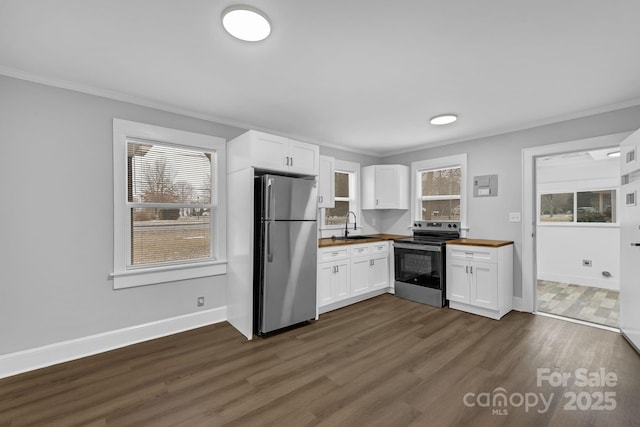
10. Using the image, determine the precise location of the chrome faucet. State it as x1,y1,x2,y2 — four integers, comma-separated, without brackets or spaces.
345,211,357,237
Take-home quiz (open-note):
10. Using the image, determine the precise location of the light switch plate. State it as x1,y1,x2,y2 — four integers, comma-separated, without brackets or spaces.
509,212,521,223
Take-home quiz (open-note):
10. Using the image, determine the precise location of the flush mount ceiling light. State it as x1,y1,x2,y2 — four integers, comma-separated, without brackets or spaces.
607,151,621,158
222,6,271,42
429,114,458,125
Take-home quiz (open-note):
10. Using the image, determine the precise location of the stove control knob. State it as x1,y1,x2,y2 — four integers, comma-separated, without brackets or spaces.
447,223,452,228
453,224,458,228
413,223,418,227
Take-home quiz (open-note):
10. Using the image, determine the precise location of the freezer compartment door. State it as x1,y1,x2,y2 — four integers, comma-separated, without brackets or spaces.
263,175,317,221
260,220,317,334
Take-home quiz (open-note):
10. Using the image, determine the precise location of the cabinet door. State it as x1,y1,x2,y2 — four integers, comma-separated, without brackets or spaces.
318,155,335,208
370,255,389,289
251,133,290,171
447,260,470,303
374,166,398,208
318,263,335,306
470,262,498,310
334,261,350,299
289,140,319,175
350,256,371,295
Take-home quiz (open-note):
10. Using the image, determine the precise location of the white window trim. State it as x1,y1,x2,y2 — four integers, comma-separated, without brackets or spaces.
321,160,361,230
111,118,227,289
411,154,467,232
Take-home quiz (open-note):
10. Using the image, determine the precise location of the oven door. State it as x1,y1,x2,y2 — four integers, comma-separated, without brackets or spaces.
393,242,443,290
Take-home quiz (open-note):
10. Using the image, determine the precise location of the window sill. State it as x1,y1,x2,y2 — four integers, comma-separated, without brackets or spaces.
111,260,227,289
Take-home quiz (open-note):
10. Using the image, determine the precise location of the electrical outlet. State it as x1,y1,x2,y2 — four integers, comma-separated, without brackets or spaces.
197,296,205,307
582,260,592,267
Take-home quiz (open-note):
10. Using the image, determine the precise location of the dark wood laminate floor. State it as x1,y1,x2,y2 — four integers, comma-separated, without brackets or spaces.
1,294,639,426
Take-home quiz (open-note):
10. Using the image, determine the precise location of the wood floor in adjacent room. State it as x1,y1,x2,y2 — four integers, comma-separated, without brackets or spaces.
1,294,639,427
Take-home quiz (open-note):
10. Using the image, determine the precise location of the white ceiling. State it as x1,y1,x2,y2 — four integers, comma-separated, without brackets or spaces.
2,0,640,156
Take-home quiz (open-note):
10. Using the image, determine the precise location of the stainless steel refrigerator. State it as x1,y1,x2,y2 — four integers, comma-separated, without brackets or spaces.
254,174,318,335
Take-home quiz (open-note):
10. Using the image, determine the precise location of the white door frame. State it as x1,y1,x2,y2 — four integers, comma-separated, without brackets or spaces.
521,132,631,312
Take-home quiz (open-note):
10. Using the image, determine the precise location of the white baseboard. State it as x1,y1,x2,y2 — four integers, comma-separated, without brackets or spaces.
0,306,227,379
512,296,524,311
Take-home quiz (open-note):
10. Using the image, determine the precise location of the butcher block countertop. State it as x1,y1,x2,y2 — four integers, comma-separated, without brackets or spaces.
319,234,410,248
447,238,513,248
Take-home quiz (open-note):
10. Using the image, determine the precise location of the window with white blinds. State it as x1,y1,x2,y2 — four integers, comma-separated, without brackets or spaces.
112,119,227,289
127,140,214,266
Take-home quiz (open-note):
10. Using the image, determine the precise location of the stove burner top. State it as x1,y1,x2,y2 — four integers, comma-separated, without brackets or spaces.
394,220,461,246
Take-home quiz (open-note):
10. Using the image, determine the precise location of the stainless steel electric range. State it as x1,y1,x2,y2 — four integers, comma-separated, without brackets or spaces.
393,221,461,307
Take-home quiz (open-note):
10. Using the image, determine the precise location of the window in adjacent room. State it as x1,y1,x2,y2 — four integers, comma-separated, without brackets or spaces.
539,192,574,223
112,119,227,289
539,189,616,224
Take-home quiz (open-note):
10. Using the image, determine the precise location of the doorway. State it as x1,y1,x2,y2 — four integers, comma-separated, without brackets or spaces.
535,148,620,327
521,132,631,325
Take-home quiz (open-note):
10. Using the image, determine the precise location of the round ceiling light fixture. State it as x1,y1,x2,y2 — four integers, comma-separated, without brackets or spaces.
607,151,621,158
430,114,458,125
222,6,271,42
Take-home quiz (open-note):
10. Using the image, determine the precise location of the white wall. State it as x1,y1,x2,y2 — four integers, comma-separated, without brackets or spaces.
536,155,620,290
536,227,619,290
0,76,245,355
382,105,640,298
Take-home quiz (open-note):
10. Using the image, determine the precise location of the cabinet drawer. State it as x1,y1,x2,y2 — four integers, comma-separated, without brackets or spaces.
369,242,389,256
350,244,370,257
447,245,496,263
319,247,350,262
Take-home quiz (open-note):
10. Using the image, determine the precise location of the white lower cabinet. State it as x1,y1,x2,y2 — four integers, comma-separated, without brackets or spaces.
318,241,390,314
350,256,371,295
318,260,350,306
446,243,513,320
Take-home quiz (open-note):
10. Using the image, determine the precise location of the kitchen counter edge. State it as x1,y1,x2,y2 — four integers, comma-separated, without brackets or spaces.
446,238,514,248
318,234,410,248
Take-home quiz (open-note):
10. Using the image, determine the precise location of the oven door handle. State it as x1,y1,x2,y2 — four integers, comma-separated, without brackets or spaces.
393,242,442,251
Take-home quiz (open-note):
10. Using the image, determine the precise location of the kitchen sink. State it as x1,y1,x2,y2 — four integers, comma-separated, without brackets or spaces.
336,235,374,241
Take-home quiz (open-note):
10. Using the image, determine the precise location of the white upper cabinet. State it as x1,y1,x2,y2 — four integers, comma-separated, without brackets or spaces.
361,164,409,209
318,155,335,208
228,130,319,176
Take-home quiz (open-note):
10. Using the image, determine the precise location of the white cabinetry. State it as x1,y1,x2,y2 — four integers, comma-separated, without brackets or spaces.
318,241,391,313
446,243,513,320
318,155,335,208
350,242,390,295
228,130,319,176
318,258,350,307
361,165,409,209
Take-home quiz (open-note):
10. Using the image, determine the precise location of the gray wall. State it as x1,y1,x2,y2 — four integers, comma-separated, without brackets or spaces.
0,76,245,354
319,145,380,167
318,145,383,235
381,105,640,298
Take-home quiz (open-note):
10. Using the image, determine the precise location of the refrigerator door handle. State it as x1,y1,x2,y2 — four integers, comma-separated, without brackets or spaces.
631,243,640,246
266,222,273,262
266,178,274,220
